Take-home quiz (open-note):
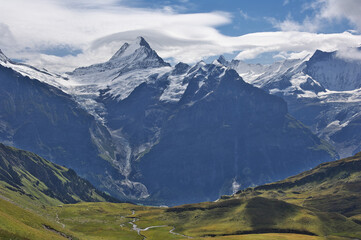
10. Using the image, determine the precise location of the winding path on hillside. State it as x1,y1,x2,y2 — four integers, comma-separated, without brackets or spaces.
55,212,65,228
126,210,193,239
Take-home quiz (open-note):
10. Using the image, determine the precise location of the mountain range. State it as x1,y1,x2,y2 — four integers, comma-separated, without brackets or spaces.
0,37,353,205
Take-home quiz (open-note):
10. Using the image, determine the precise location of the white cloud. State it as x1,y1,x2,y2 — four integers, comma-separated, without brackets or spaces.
273,0,361,33
234,31,361,61
273,51,312,60
239,10,257,21
239,10,250,20
268,14,322,32
0,23,17,49
0,0,361,72
336,47,361,61
0,0,233,71
317,0,361,31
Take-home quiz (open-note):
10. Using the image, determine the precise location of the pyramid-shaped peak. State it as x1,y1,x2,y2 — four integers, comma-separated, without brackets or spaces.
72,37,170,77
109,36,161,63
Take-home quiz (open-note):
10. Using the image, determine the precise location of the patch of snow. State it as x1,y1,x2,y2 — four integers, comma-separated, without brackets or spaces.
318,88,361,103
0,60,69,90
160,73,189,102
306,53,361,91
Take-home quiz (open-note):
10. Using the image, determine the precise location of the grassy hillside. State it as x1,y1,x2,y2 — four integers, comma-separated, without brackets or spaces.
1,196,358,240
0,197,79,240
1,145,361,239
47,196,361,240
164,197,360,237
0,143,116,210
234,151,361,218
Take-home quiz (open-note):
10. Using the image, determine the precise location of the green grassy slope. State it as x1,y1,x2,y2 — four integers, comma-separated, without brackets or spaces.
234,151,361,217
0,197,79,240
163,197,361,238
0,197,332,240
49,196,361,240
1,145,361,239
0,143,116,210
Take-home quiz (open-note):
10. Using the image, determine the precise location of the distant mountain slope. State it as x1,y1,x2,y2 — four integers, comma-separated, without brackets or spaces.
77,40,337,205
305,50,361,91
0,143,116,205
126,63,337,205
234,151,361,220
223,49,361,158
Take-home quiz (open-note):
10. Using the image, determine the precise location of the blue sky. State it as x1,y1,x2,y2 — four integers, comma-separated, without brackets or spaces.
0,0,361,72
125,0,355,35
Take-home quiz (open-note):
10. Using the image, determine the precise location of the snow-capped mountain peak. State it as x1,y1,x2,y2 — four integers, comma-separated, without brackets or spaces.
63,37,173,120
305,49,361,91
72,36,170,78
106,36,170,69
108,36,154,62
